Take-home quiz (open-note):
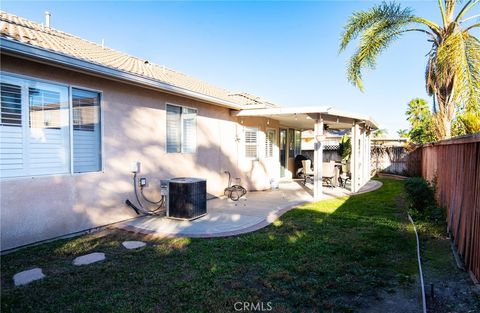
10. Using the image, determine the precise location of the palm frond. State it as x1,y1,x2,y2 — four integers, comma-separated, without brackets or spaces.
444,0,457,23
455,0,479,23
339,2,413,52
461,33,480,112
425,48,437,96
438,0,448,26
341,2,417,90
435,28,480,113
465,23,480,31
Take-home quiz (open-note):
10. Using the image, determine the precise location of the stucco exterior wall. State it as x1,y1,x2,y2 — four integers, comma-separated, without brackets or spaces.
0,55,279,250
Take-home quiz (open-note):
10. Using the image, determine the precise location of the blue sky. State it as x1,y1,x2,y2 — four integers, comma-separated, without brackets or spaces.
2,1,479,136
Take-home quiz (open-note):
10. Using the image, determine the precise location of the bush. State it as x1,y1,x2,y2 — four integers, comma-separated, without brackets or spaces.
404,177,436,213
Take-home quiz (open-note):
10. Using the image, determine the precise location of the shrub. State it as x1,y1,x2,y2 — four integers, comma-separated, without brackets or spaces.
404,177,436,213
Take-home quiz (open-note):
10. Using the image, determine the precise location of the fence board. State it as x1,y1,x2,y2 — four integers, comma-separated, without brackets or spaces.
413,134,480,281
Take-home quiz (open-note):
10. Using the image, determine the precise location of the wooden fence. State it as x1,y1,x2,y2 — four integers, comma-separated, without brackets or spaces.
408,133,480,282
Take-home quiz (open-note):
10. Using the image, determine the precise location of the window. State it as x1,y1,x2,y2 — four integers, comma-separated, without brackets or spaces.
294,129,301,155
245,127,258,158
166,104,197,153
265,129,276,158
29,87,62,129
288,129,302,157
72,88,101,173
0,73,102,178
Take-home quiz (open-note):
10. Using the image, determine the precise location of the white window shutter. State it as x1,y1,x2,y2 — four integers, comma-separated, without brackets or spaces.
0,82,24,177
244,127,258,158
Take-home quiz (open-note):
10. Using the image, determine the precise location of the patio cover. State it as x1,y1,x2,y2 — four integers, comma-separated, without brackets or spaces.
232,107,379,199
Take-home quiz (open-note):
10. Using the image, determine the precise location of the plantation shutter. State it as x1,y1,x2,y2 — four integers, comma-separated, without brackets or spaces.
0,82,24,177
166,105,182,153
265,129,275,158
72,88,101,173
245,127,258,158
182,107,197,153
28,85,70,176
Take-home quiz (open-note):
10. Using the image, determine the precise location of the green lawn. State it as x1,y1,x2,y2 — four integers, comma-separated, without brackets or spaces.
1,178,418,312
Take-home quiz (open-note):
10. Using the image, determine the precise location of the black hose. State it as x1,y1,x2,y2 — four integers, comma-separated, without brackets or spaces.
129,173,165,215
140,185,164,205
125,199,140,215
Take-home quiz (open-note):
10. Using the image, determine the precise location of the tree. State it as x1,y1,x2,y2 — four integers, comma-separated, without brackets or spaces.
338,134,352,161
372,128,389,138
340,1,480,139
406,98,438,143
397,129,409,138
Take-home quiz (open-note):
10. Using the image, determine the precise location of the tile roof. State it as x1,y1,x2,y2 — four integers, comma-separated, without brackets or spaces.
0,11,278,108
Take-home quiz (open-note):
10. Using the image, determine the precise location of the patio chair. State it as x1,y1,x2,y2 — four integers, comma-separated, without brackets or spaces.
301,160,336,187
301,159,314,184
322,161,336,188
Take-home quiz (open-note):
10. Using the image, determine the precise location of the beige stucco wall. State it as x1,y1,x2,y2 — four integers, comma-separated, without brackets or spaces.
0,55,280,250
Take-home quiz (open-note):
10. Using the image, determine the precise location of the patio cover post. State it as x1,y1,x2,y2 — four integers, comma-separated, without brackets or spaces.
360,127,366,186
313,117,323,200
350,122,359,193
367,135,371,179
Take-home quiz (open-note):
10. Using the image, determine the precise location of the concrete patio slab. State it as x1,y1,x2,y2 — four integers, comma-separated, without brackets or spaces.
116,180,382,238
73,252,105,266
122,241,146,249
13,268,45,286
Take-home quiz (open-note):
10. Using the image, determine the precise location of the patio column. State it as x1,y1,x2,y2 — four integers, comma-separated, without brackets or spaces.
313,117,323,200
360,127,366,186
350,122,359,193
367,133,372,179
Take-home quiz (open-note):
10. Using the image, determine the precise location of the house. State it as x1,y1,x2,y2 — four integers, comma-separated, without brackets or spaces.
0,11,378,250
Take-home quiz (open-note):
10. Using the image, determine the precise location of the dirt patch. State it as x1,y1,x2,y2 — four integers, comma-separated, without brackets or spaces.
422,236,480,313
357,286,421,313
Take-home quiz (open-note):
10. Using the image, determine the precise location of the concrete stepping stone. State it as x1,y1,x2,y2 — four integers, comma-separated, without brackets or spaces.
122,241,146,250
73,252,105,266
13,268,45,286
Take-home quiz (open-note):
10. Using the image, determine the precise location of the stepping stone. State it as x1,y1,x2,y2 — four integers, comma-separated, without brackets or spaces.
73,252,105,266
122,241,146,250
13,268,45,286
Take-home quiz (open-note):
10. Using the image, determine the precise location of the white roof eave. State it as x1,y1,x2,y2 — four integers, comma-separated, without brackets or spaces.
233,106,379,129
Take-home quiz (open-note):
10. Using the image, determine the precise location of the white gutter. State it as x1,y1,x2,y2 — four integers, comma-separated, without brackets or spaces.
0,37,247,110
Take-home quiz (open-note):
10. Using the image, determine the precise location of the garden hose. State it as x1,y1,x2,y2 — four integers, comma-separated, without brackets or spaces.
408,213,427,313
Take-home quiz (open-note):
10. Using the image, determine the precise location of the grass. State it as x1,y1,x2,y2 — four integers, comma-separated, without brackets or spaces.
1,178,418,312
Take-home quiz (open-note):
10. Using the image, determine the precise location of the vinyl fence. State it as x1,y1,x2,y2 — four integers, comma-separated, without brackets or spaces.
409,133,480,282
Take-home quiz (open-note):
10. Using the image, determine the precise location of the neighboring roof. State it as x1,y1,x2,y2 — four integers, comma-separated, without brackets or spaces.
0,11,278,109
232,106,379,130
372,137,409,141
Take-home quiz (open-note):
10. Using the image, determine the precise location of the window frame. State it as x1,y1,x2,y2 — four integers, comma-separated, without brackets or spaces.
0,71,104,180
69,85,104,175
165,103,198,154
244,126,259,159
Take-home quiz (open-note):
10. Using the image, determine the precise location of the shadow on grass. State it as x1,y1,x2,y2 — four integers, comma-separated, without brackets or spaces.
1,178,418,313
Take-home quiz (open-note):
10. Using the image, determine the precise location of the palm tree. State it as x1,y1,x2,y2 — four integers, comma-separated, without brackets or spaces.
340,0,480,139
372,128,389,138
397,129,409,138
